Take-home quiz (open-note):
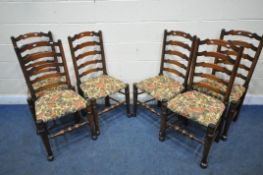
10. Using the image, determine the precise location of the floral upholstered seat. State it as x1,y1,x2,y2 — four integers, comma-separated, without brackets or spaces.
35,90,87,122
32,77,68,97
136,75,184,101
80,75,126,99
196,79,245,103
167,90,225,127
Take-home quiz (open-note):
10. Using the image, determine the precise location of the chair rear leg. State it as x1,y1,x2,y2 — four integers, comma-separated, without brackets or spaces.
105,96,111,107
221,110,235,141
36,120,54,161
133,83,138,116
86,105,97,140
90,99,100,136
27,98,36,121
159,104,168,141
125,84,132,117
233,103,243,122
200,124,216,169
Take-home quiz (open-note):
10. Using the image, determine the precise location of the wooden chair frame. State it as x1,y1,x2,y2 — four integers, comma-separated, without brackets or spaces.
215,29,263,140
159,38,243,168
133,30,197,117
11,32,97,160
68,30,131,135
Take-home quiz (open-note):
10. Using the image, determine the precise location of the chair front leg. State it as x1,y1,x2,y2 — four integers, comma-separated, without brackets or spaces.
200,124,216,169
133,83,138,116
90,98,100,136
125,84,132,116
105,96,111,107
159,103,168,141
86,105,97,140
36,120,54,161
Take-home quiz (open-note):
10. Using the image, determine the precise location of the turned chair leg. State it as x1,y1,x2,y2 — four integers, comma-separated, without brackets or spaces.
159,103,168,141
133,83,138,116
36,120,54,161
200,124,216,169
90,99,100,136
233,95,245,122
221,103,234,141
86,105,97,140
125,84,132,116
105,96,111,108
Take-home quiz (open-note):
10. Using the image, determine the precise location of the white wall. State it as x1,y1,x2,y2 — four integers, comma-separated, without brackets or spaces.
0,0,263,104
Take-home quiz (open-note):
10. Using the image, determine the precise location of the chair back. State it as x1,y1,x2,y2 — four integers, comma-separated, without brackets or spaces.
159,30,197,87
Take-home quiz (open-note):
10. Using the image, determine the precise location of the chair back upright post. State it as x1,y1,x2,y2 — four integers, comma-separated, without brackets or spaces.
159,30,197,88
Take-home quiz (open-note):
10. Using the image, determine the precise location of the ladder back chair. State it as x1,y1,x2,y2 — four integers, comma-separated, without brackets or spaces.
68,31,131,135
133,30,197,117
11,33,97,160
198,29,263,140
11,31,60,113
159,39,243,168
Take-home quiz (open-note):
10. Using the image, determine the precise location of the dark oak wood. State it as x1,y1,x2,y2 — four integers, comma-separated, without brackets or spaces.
68,30,131,135
11,32,97,160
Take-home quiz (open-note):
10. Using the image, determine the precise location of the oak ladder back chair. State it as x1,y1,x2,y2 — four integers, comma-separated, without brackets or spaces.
11,32,60,111
68,31,131,135
159,39,243,168
133,30,197,117
216,29,263,140
11,33,97,161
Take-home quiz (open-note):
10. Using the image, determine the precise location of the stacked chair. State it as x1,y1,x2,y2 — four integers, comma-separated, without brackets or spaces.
11,29,263,168
197,29,263,140
68,31,131,135
133,30,196,117
11,32,97,161
159,38,243,168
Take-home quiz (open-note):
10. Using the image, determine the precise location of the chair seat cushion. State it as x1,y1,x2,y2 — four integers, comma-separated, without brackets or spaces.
167,90,225,127
35,90,87,122
136,75,184,101
80,75,126,99
196,79,245,103
32,77,68,97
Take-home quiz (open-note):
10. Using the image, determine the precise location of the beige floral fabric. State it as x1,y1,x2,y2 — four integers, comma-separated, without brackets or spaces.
80,75,126,99
195,79,245,103
167,90,225,127
137,75,184,101
35,90,87,122
32,77,68,97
